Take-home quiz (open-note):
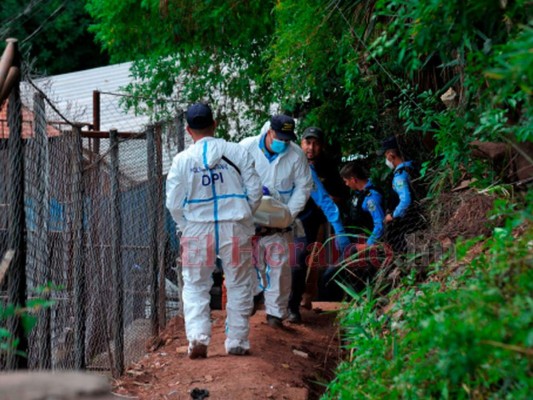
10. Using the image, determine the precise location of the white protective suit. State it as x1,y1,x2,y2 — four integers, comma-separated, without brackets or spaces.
166,136,262,352
240,122,313,319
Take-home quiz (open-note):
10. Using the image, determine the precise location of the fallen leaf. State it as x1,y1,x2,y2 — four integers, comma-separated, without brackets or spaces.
292,350,309,358
126,370,145,377
176,346,188,354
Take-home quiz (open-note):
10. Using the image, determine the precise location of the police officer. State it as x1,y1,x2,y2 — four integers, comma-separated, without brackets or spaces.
166,103,262,358
289,127,350,322
300,127,350,206
378,136,424,253
340,161,385,249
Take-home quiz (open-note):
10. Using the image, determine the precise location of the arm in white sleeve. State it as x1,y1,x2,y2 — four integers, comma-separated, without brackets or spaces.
240,150,263,214
165,156,188,231
286,151,313,219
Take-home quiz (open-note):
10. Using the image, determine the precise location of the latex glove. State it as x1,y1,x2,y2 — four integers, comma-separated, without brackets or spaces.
355,243,368,252
335,235,351,256
262,186,271,196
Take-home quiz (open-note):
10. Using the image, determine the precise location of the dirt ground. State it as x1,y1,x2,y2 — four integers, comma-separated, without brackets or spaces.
109,188,507,400
112,303,342,400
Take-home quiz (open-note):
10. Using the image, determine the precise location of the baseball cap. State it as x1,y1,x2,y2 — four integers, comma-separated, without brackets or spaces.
270,115,296,141
376,135,399,156
302,126,324,141
186,103,214,129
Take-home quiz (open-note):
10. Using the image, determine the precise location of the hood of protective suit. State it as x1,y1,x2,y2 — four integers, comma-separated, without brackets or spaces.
260,120,270,136
190,137,224,169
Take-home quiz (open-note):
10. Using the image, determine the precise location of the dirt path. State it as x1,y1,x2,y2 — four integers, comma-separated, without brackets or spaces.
113,303,341,400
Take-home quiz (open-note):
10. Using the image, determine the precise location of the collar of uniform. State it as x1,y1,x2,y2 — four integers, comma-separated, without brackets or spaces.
194,136,216,144
394,160,411,173
259,133,279,163
364,179,374,189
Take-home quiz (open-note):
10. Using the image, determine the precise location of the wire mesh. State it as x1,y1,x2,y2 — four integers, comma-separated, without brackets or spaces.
1,83,183,373
0,84,29,369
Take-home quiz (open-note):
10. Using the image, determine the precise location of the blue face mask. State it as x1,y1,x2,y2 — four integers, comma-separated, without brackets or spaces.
271,138,289,154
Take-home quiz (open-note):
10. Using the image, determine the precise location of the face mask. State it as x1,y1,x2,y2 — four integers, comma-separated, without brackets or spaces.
271,138,289,154
385,159,394,170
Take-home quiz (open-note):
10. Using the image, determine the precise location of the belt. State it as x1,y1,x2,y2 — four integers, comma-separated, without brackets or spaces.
255,226,292,237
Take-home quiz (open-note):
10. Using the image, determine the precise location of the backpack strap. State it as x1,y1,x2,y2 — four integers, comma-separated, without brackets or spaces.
221,155,241,176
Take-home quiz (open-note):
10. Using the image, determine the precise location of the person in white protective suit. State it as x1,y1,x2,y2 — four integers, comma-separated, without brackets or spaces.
240,115,313,328
166,103,262,358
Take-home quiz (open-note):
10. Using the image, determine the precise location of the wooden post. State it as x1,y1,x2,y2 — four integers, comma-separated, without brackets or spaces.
109,129,124,376
33,92,52,369
92,91,100,154
146,125,159,336
175,111,185,153
155,123,166,328
72,125,86,369
6,63,27,370
174,112,185,317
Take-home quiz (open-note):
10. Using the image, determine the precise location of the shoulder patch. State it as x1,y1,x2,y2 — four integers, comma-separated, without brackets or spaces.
394,177,407,189
366,198,377,212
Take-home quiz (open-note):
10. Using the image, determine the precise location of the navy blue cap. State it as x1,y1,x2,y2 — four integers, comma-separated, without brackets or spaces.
270,114,296,141
186,103,214,129
302,126,324,141
377,136,399,156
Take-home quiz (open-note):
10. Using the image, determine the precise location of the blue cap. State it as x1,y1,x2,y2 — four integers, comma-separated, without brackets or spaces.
186,103,214,129
270,114,296,141
377,136,399,156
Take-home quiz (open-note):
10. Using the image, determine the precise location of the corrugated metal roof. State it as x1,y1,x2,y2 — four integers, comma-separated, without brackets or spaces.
27,62,150,133
17,61,273,187
18,63,188,186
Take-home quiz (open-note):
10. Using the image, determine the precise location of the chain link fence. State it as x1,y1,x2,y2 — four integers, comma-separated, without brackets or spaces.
1,64,186,375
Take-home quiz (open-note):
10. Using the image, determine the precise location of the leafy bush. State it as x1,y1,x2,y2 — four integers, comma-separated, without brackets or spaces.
0,284,56,356
323,192,532,399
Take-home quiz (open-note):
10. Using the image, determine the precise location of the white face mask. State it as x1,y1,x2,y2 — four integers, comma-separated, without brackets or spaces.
385,159,394,170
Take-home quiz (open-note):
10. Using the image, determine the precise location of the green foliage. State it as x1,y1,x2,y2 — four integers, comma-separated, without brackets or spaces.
0,283,57,356
82,3,532,397
323,193,533,399
0,0,108,74
365,0,531,189
268,0,381,152
86,0,277,136
86,0,530,183
370,0,528,75
86,0,384,147
86,0,273,62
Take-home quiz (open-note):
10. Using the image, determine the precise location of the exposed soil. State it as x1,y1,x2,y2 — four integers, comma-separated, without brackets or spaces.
438,192,496,240
110,190,502,400
112,303,342,400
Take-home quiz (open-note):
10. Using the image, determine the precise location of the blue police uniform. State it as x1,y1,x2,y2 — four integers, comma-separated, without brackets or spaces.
289,163,349,316
386,160,427,253
309,165,350,250
391,161,414,218
356,180,385,245
346,179,385,245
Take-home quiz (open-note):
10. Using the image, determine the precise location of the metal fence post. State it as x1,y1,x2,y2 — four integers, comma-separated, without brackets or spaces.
146,125,159,336
109,128,124,376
